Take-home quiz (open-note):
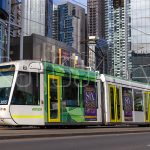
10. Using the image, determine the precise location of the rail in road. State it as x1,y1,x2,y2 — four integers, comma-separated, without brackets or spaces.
0,126,150,140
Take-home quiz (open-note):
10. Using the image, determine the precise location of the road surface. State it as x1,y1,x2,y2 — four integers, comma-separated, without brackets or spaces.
1,132,150,150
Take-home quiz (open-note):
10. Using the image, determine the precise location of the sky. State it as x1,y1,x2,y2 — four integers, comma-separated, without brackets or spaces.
54,0,87,7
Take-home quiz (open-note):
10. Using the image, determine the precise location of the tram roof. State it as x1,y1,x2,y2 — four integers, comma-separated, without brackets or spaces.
43,61,97,80
100,74,150,90
0,60,97,80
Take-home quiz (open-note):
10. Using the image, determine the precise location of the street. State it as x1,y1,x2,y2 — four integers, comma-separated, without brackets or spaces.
1,132,150,150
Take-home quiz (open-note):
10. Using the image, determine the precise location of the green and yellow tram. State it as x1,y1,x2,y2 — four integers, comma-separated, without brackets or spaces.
0,60,150,126
0,60,100,126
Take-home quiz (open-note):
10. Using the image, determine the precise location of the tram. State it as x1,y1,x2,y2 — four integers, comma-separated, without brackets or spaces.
0,60,150,126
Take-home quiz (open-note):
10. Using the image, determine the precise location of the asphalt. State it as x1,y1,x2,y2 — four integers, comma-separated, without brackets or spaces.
0,126,150,140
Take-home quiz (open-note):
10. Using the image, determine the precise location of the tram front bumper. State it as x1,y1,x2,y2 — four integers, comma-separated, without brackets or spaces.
0,106,17,125
0,118,17,125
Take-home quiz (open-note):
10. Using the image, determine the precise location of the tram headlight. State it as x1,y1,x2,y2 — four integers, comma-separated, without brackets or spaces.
0,119,4,122
0,107,6,111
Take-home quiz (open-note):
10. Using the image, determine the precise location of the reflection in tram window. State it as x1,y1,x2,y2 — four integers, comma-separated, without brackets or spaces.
62,78,79,107
11,72,40,105
134,90,143,111
144,93,149,121
49,79,58,119
110,87,115,120
116,87,121,120
0,70,14,105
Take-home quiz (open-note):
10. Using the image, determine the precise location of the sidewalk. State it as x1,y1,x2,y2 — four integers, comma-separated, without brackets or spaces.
0,127,150,140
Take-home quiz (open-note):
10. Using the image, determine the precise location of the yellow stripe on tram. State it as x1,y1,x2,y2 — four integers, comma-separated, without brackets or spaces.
85,116,97,119
12,115,44,119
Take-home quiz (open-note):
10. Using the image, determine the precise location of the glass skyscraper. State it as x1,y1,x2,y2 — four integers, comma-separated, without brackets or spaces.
131,0,150,83
23,0,53,37
52,2,85,55
104,0,131,79
102,0,150,81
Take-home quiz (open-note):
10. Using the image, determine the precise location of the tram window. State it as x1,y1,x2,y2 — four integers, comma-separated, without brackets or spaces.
134,89,143,111
83,81,98,108
11,72,40,105
0,70,14,105
62,78,79,107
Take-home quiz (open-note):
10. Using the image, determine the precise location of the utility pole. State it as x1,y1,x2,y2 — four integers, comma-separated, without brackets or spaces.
20,0,24,60
7,0,11,62
81,38,107,73
124,0,129,79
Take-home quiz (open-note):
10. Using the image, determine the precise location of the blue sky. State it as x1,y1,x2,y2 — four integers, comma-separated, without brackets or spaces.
54,0,87,7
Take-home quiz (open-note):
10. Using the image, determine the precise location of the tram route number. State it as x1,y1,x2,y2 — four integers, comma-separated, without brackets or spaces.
32,108,42,111
0,100,8,105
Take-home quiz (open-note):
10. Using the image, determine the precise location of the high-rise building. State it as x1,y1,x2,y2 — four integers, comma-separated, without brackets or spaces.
104,0,150,81
87,0,105,71
45,0,53,37
106,0,131,78
23,0,53,37
52,2,85,56
11,0,22,37
87,0,105,38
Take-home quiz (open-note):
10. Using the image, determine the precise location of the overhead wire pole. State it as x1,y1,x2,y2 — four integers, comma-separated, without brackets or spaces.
81,40,105,72
7,0,11,62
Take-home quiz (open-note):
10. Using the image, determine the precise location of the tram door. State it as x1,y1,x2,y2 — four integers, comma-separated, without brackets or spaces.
109,85,122,123
48,75,61,123
144,92,150,122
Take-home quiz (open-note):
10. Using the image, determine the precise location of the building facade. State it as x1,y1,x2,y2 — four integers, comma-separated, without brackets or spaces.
87,0,105,38
87,0,150,80
52,2,85,58
104,0,132,78
45,0,53,37
0,0,9,62
11,0,22,37
87,0,106,71
10,33,84,68
23,0,53,37
132,52,150,83
131,0,150,83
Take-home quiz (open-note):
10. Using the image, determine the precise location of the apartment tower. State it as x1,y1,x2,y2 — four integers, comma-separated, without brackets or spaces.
52,2,85,56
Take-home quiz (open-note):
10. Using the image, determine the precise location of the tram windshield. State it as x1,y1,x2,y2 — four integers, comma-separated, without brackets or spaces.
0,65,15,105
11,72,40,105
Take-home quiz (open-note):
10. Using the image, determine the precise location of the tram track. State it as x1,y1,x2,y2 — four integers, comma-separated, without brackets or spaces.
0,126,150,140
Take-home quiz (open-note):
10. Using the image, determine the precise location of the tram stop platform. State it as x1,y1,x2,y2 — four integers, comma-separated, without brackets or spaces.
0,126,150,140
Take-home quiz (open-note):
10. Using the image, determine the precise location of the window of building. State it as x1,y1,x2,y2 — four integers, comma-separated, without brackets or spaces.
62,78,79,107
11,72,40,105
